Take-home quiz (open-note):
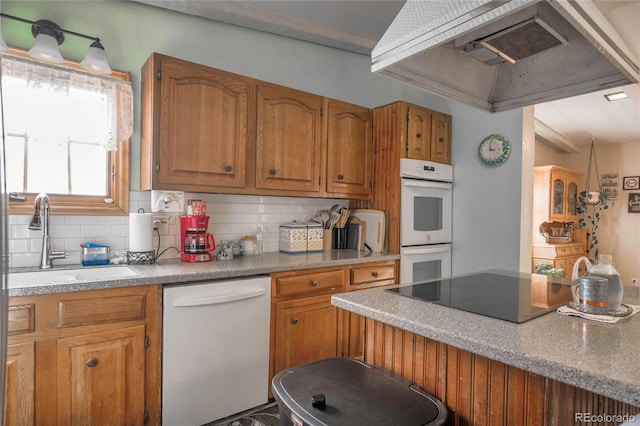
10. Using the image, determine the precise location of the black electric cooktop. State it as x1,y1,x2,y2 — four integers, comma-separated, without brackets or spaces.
386,270,569,323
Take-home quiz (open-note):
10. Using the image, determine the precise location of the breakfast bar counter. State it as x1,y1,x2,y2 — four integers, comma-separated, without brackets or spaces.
332,277,640,424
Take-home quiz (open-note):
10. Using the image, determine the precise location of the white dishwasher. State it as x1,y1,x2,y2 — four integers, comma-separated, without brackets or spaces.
162,276,271,425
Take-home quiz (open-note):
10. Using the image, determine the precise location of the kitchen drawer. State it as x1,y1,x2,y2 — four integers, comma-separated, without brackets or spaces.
57,294,146,328
274,269,346,297
532,243,584,259
8,304,35,335
349,263,396,289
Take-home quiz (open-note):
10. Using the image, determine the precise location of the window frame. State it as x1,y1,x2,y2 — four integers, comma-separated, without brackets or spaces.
3,48,130,216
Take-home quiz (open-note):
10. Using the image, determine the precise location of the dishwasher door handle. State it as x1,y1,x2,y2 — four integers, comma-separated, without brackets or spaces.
172,287,266,307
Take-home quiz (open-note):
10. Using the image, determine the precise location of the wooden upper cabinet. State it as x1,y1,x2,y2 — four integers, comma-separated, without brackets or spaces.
256,83,323,194
141,54,254,192
406,105,432,161
325,99,372,198
534,166,583,225
431,111,452,164
402,103,451,165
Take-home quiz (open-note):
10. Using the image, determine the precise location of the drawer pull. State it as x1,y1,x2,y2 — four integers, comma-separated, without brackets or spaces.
371,272,379,278
291,318,299,325
338,174,344,180
224,165,232,172
311,280,319,287
86,358,98,368
416,132,422,138
269,168,277,176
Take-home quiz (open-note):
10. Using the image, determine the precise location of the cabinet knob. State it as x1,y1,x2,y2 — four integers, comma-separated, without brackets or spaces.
269,168,277,176
371,271,379,278
439,137,444,142
311,280,319,287
224,165,232,172
291,318,299,325
337,174,344,180
416,132,422,138
86,358,98,368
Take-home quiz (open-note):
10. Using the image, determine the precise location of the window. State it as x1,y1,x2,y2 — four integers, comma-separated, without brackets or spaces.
1,50,132,215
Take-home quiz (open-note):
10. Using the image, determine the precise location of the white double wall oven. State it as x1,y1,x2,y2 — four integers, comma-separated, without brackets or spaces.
399,159,453,284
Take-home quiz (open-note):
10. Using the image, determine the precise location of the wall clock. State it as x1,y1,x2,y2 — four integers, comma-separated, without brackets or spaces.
478,134,511,166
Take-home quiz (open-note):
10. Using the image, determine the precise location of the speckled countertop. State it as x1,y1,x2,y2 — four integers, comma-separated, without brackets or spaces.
332,281,640,407
8,250,399,297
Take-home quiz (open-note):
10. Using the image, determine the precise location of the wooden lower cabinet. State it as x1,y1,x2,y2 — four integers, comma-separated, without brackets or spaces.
365,320,640,425
270,261,398,385
4,341,35,425
532,242,586,280
57,326,146,425
270,266,347,385
273,294,342,374
6,285,161,426
344,260,397,360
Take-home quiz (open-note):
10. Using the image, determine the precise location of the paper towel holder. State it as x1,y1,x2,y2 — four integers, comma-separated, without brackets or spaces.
127,208,157,264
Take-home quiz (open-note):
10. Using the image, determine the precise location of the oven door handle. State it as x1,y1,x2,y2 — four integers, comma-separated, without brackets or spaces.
402,245,451,255
402,179,452,190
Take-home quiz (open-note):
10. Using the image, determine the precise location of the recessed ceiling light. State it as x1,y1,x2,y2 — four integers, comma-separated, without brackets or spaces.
604,91,628,101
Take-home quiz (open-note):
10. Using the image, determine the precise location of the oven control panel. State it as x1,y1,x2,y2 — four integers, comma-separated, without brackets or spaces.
400,158,452,182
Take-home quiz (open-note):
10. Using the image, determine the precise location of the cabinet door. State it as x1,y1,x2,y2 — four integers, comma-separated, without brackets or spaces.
325,100,372,197
431,111,451,164
4,342,35,425
274,295,341,374
550,172,566,220
57,325,146,425
406,105,432,161
566,175,580,220
256,84,323,193
157,58,250,188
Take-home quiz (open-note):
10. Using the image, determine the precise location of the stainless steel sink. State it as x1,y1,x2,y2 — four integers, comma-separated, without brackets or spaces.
8,266,137,289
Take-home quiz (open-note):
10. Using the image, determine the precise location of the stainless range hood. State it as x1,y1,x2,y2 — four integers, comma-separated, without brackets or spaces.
372,0,639,112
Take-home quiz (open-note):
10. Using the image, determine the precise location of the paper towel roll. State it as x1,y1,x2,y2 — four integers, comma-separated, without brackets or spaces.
129,213,153,252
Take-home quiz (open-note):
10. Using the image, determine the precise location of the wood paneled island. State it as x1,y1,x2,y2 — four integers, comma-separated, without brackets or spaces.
332,280,640,425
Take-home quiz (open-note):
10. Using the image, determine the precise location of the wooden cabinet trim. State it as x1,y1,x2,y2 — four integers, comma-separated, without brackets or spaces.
57,294,146,328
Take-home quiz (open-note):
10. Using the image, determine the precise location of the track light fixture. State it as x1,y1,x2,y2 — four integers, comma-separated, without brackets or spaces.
0,13,112,74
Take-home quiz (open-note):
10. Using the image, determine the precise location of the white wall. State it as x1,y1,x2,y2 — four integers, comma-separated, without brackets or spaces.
3,1,526,274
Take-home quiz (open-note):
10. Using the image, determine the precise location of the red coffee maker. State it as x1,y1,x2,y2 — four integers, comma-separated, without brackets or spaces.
180,215,216,262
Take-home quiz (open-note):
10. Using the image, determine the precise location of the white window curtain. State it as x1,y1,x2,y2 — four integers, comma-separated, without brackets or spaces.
0,55,132,151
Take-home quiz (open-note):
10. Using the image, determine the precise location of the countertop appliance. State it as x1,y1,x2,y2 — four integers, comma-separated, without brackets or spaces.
162,276,271,425
399,159,453,283
179,214,215,262
387,270,566,323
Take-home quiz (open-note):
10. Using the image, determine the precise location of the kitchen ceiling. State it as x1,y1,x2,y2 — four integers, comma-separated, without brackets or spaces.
133,0,639,149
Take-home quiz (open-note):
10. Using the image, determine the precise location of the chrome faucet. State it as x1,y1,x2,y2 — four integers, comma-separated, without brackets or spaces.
29,193,68,269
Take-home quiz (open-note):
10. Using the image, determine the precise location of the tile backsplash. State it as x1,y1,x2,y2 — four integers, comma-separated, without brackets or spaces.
8,191,348,268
